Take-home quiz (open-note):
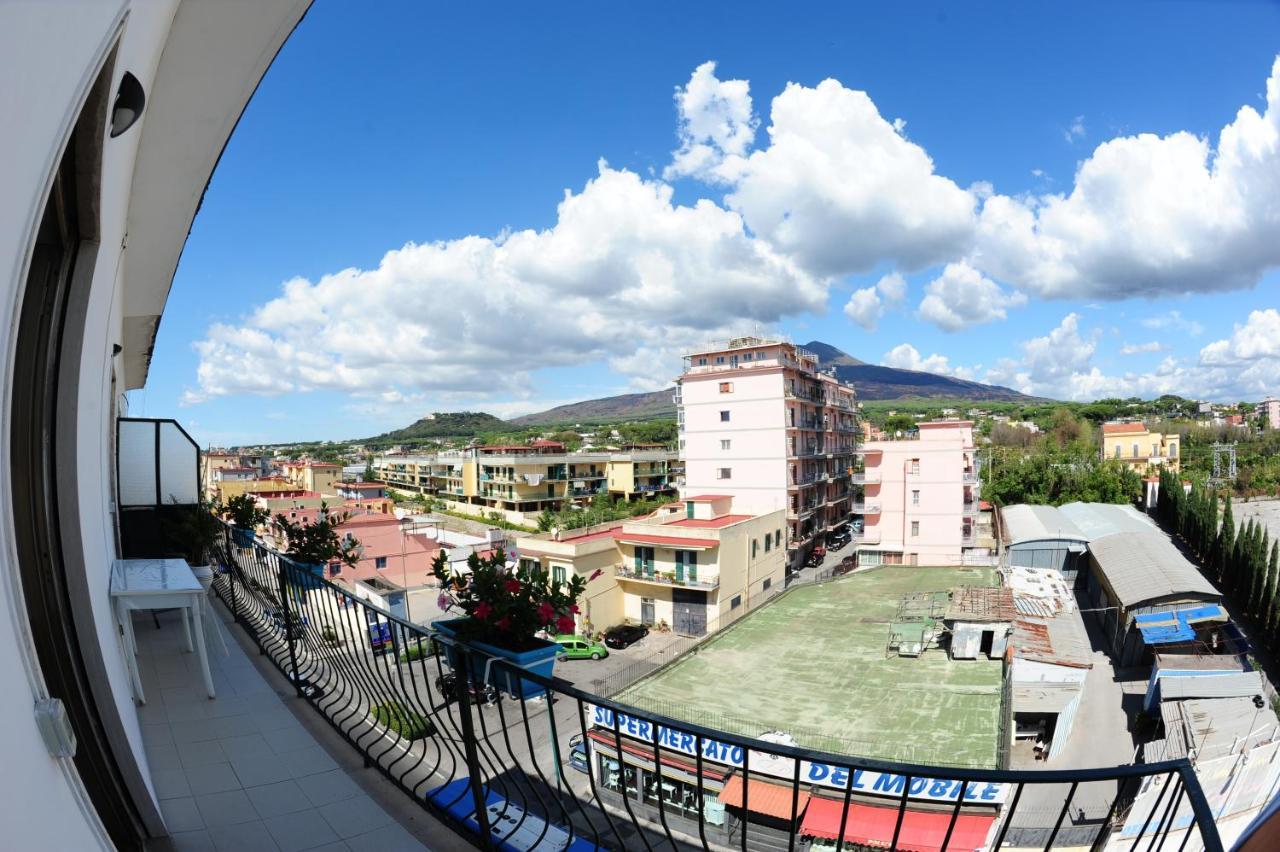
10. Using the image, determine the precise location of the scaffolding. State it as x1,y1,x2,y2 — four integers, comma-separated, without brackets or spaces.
1209,442,1238,487
885,591,950,657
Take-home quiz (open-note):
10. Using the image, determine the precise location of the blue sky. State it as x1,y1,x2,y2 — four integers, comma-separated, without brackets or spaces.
137,1,1280,446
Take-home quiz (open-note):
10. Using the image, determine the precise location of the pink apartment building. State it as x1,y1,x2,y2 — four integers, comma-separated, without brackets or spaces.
855,420,982,566
1262,397,1280,431
676,337,857,569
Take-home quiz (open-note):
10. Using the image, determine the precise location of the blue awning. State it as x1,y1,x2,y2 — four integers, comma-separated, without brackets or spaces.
1135,604,1228,645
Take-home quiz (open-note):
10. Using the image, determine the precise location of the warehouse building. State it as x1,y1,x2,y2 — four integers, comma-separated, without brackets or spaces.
1084,532,1222,666
998,504,1090,583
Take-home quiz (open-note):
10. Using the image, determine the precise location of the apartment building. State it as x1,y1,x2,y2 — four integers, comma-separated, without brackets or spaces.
675,336,857,568
1101,422,1181,474
1261,397,1280,431
855,420,981,566
374,443,677,517
281,459,342,495
516,495,785,635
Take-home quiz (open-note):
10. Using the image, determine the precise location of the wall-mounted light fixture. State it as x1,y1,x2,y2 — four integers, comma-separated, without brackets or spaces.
109,72,145,138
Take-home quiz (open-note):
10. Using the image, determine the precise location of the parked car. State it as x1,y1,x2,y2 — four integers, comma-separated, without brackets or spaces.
603,623,649,649
554,634,609,660
833,555,858,577
567,733,588,773
804,549,825,568
434,672,498,706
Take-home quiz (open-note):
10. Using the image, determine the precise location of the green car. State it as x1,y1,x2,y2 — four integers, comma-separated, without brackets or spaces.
554,634,609,660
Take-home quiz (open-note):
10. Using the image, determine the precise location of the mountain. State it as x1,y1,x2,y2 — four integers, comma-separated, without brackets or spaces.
372,340,1036,441
508,390,674,426
800,340,1033,401
371,411,507,441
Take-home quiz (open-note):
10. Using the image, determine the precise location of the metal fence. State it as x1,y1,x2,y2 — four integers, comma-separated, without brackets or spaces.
209,521,1224,852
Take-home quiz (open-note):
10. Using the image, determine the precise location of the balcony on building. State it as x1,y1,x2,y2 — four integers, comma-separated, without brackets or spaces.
851,500,881,514
851,468,880,484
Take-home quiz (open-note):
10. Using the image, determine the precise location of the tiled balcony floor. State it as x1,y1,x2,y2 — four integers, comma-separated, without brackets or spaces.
133,604,440,852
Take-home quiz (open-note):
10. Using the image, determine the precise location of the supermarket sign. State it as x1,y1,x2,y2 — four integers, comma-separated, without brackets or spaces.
588,706,1008,804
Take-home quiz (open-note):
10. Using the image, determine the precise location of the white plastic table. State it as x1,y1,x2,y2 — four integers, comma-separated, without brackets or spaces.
110,558,215,703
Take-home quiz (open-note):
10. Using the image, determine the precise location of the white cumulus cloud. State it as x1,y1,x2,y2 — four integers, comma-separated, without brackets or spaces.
1119,341,1168,355
191,164,821,401
843,272,908,331
719,77,978,277
973,58,1280,300
881,343,974,379
916,262,1027,332
664,61,758,183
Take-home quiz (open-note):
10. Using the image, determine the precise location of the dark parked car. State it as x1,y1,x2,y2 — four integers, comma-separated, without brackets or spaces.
434,672,498,706
603,623,649,649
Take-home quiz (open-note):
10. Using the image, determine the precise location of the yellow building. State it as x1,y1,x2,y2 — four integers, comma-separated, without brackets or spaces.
374,442,677,514
513,495,785,637
1101,422,1180,473
281,461,341,496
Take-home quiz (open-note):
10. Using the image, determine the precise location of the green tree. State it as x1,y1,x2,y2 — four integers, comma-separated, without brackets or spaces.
1218,496,1235,587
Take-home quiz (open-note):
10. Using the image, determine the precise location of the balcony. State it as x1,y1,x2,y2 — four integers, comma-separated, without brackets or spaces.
962,470,980,485
614,564,720,590
786,504,818,521
198,522,1225,852
850,469,880,484
852,527,882,545
851,500,881,514
961,529,978,545
962,501,980,517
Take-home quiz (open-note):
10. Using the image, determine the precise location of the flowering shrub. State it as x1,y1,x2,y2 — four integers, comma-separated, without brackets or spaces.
272,503,361,568
432,549,597,649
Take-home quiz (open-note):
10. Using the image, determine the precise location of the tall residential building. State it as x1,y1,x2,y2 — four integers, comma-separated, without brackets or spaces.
675,337,857,568
1100,422,1180,474
855,420,981,566
373,443,677,518
280,460,342,495
1261,397,1280,431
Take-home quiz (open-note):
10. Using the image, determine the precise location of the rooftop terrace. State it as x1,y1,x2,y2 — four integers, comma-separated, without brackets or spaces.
617,565,1005,769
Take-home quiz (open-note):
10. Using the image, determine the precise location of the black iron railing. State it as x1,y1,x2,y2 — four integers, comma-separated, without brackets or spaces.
209,522,1224,852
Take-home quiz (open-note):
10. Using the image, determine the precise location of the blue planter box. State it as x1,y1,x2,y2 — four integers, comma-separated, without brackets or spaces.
291,561,326,590
432,617,558,699
231,527,255,547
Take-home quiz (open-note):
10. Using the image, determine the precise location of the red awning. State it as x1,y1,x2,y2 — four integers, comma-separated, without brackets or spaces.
717,774,810,821
800,797,996,852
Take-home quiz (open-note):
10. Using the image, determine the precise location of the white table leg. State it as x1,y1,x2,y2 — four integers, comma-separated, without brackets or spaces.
118,602,146,704
189,600,216,699
181,603,194,653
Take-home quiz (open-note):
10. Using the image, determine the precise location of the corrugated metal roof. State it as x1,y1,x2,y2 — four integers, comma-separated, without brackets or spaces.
1159,671,1265,701
1012,609,1093,668
1155,696,1279,761
1058,502,1158,541
946,585,1016,622
1001,505,1089,546
1087,531,1220,609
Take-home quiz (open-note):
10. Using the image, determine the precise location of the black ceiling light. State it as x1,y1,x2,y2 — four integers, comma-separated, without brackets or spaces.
109,71,145,138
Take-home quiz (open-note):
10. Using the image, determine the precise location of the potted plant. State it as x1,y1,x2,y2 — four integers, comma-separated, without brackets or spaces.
431,549,592,699
225,494,269,546
161,499,223,586
272,504,361,588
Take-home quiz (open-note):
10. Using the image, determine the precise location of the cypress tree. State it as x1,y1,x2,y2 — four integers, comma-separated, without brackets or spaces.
1219,496,1235,587
1267,541,1280,650
1206,492,1218,567
1250,528,1270,619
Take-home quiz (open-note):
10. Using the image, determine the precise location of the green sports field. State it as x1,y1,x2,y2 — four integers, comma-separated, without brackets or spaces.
616,566,1005,769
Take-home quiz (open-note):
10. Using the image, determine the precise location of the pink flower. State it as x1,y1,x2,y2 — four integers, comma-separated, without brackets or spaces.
474,602,493,621
588,569,603,582
495,616,512,632
437,594,451,611
537,602,555,624
504,579,522,594
556,614,576,634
